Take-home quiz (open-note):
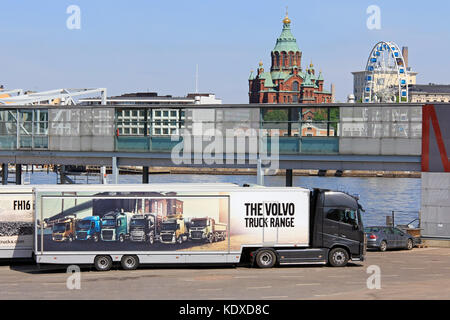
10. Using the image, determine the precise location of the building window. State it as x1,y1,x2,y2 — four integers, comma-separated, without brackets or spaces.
293,81,299,91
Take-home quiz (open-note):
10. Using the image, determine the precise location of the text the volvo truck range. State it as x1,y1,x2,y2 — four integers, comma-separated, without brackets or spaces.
244,202,295,228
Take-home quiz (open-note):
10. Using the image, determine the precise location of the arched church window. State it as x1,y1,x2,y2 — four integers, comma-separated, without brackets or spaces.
293,81,299,91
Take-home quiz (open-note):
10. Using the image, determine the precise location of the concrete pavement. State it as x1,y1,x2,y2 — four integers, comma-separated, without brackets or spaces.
1,247,449,300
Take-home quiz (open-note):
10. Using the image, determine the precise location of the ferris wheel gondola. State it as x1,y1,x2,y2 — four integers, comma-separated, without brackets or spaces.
363,41,409,103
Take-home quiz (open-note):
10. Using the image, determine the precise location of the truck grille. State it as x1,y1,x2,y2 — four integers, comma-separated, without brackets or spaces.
161,234,173,242
53,234,63,241
131,231,145,241
191,231,203,239
102,230,114,240
77,231,88,240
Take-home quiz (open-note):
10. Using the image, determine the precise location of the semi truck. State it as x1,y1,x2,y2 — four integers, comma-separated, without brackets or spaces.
75,216,101,242
129,213,159,244
100,211,132,242
189,217,227,243
51,216,77,242
32,184,366,271
160,214,188,244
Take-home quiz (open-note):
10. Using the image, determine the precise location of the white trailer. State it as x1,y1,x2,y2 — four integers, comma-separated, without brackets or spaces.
33,183,366,270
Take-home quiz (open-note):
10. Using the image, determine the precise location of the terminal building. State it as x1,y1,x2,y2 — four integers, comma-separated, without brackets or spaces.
79,92,222,137
408,84,450,103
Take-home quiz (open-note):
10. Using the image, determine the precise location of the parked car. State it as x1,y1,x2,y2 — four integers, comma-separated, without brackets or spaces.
364,226,414,251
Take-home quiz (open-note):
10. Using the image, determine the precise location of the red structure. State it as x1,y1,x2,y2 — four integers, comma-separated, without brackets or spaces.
249,13,333,104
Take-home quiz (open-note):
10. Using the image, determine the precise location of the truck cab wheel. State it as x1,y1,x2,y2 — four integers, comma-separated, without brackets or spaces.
148,234,154,245
119,234,125,243
121,255,139,270
93,234,99,242
177,236,183,244
328,248,349,267
254,249,277,268
94,255,113,271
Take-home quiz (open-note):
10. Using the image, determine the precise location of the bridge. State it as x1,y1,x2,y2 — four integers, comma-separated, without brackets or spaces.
0,102,449,240
0,102,423,175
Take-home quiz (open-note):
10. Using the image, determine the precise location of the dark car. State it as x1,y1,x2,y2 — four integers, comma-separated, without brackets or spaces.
364,226,414,251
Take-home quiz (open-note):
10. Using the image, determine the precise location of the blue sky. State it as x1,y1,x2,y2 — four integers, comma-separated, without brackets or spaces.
1,0,449,103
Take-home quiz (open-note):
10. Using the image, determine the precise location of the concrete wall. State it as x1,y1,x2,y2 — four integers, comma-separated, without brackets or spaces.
421,172,450,238
48,108,115,152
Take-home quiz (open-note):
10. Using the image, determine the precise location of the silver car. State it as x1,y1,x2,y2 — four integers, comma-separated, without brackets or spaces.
364,226,414,251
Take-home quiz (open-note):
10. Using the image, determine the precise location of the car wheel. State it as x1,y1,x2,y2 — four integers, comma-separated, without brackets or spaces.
379,240,387,252
121,255,139,270
254,249,277,268
94,255,113,271
406,239,413,250
328,247,349,267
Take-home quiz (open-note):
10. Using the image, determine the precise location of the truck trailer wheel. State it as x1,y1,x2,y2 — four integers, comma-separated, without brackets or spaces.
121,255,139,270
254,249,277,268
94,255,113,271
328,248,349,267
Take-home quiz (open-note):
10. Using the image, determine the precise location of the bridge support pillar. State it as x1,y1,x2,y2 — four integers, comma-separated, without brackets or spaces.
142,166,149,184
15,164,22,185
100,166,107,184
257,158,264,186
1,163,8,185
286,169,293,187
112,157,119,184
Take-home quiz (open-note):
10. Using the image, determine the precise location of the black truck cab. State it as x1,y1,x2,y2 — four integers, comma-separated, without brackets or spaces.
311,189,365,264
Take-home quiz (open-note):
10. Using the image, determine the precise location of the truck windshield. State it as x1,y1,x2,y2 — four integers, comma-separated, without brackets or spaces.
52,223,66,233
191,220,207,227
77,221,91,230
102,219,115,226
130,219,145,227
161,222,176,231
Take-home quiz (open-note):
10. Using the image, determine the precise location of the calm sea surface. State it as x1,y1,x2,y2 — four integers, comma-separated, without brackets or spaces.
27,172,421,227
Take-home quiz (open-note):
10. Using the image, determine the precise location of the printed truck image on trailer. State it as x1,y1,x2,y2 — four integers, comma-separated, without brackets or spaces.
189,217,227,243
51,216,76,242
129,213,160,244
101,211,132,242
75,216,101,242
160,214,188,244
34,184,366,271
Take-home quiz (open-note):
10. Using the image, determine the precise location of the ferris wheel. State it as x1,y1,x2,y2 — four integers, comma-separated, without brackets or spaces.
363,41,408,103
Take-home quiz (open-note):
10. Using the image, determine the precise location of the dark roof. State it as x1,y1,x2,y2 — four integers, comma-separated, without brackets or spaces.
409,84,450,94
